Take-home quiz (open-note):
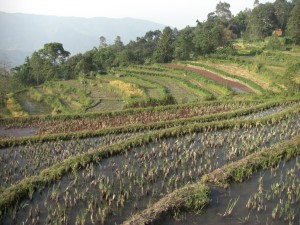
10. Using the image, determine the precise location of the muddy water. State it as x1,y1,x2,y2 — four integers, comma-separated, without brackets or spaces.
2,114,300,225
0,132,142,189
164,157,300,225
236,103,297,120
0,127,38,138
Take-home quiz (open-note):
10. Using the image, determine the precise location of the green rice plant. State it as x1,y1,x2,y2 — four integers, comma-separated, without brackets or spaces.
185,183,210,213
119,68,215,100
222,196,240,217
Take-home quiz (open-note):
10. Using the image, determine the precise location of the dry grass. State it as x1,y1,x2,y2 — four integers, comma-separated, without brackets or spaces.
123,183,209,225
110,80,143,97
6,93,28,117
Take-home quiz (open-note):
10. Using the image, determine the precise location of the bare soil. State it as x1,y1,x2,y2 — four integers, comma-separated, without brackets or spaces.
166,64,254,93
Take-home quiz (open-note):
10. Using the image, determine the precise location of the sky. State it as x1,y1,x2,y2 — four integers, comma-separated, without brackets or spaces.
0,0,274,29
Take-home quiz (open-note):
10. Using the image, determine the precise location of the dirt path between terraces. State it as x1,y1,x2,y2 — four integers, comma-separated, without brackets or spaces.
166,64,254,93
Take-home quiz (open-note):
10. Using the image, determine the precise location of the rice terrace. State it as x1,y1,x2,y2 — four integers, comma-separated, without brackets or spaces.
0,0,300,225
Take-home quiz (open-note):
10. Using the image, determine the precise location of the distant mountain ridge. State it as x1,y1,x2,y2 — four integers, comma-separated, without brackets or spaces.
0,12,165,67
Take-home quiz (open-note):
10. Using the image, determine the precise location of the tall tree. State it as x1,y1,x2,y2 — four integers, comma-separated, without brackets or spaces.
193,22,222,55
215,1,232,22
31,52,50,85
14,43,70,85
287,0,300,44
62,53,83,79
112,36,124,52
152,27,175,63
174,26,195,60
39,42,70,65
99,36,108,49
274,0,292,31
230,10,250,38
246,3,279,40
13,57,34,85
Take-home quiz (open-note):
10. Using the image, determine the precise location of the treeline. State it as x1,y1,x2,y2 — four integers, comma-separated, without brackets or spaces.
14,0,300,85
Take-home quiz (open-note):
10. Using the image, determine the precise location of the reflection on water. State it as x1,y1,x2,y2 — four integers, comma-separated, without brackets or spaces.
164,157,300,225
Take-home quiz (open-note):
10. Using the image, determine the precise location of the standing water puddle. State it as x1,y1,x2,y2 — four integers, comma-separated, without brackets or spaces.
164,157,300,225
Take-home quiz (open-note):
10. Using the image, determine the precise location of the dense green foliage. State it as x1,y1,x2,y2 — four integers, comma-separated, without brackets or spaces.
287,0,300,44
13,1,300,86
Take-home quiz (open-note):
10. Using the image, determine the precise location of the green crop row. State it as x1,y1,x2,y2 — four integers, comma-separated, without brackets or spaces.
203,136,300,186
0,101,299,216
0,99,297,148
123,135,300,225
112,76,176,108
115,71,176,105
119,69,216,100
0,99,265,127
155,64,233,95
123,183,210,225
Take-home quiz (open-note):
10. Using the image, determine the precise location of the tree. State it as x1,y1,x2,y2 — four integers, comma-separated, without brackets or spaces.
193,22,222,55
13,57,34,85
99,36,108,49
287,0,300,44
14,43,70,85
230,10,250,38
112,36,124,52
274,0,292,32
215,1,232,22
152,27,175,63
39,42,70,65
246,3,279,40
174,26,195,60
62,53,83,79
114,30,162,65
254,0,260,8
93,47,116,72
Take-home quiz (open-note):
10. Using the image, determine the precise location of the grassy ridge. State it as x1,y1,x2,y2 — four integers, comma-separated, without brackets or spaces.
127,65,233,96
120,69,216,100
123,183,210,225
0,100,296,148
0,99,263,127
153,64,233,95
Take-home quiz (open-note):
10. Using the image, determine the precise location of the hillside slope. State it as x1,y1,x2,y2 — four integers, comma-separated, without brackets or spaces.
0,12,165,66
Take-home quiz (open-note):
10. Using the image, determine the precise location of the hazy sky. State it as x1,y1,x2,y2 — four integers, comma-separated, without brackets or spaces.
0,0,274,28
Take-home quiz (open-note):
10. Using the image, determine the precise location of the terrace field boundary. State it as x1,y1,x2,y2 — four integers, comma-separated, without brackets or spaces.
0,99,263,126
0,99,298,148
183,62,268,94
0,103,299,216
122,135,300,225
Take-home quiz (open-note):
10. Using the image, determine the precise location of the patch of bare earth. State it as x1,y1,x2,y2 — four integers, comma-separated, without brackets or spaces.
200,61,280,92
166,64,254,93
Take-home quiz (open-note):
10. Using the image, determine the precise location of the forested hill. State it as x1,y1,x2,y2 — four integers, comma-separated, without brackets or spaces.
0,12,165,67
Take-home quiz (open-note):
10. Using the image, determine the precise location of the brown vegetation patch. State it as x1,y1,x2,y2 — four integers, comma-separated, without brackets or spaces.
166,64,254,93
